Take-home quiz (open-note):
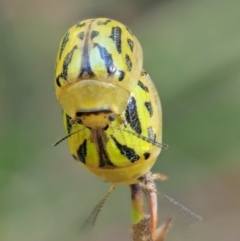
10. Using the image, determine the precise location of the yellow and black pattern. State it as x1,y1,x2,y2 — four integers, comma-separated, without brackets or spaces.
125,96,142,134
56,18,163,184
62,70,162,183
55,18,143,93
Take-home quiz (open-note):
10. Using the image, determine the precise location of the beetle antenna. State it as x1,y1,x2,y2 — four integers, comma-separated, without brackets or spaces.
110,126,168,150
53,128,85,147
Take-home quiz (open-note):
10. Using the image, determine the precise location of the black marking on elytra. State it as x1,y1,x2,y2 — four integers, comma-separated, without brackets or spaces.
96,132,115,167
97,19,111,25
56,75,61,87
61,45,78,80
125,54,132,71
111,136,140,163
91,30,99,39
118,70,125,81
127,38,134,52
143,152,151,160
77,139,87,163
79,47,95,78
138,80,149,92
147,126,156,142
76,22,86,28
144,101,153,117
78,31,85,40
59,32,69,60
125,96,142,134
109,27,122,54
94,43,114,75
72,154,77,160
65,114,72,134
78,20,96,79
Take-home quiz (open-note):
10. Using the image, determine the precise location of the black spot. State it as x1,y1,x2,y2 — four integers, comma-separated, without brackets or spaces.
147,127,156,142
77,139,87,163
59,32,69,60
127,38,134,52
78,31,85,40
138,80,149,92
111,136,140,163
109,27,122,53
97,19,111,25
56,75,61,87
61,45,78,80
118,70,125,81
125,54,132,71
76,22,86,28
91,30,99,39
65,114,72,134
143,152,150,160
125,96,142,134
144,102,153,117
72,154,77,160
94,43,114,75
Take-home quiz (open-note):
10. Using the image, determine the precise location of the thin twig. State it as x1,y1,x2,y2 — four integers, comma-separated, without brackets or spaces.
130,174,173,241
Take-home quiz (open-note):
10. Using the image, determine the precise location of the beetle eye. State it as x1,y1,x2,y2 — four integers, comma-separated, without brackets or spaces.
108,114,116,122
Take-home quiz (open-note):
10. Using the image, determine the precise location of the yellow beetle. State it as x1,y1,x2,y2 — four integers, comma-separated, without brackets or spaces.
55,18,166,185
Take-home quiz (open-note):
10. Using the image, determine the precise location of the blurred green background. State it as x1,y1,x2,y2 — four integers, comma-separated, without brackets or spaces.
1,0,240,240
